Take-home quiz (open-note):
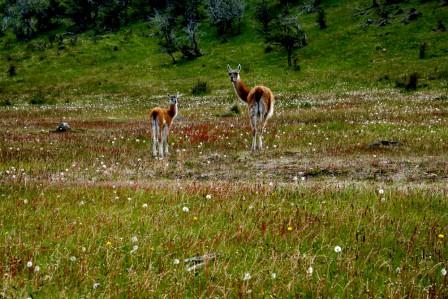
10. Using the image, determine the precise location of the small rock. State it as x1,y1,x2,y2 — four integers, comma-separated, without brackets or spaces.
56,122,71,132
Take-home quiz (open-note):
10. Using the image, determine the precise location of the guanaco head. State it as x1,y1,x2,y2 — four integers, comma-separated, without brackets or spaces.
227,64,241,83
168,92,181,105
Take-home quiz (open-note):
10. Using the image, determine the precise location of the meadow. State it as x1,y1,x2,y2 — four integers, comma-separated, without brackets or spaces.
1,89,447,297
1,0,448,297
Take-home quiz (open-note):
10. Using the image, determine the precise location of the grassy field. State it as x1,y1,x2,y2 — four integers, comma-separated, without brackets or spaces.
1,90,447,297
1,0,448,297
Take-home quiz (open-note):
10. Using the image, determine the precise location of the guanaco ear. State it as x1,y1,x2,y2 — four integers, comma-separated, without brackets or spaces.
227,64,232,72
237,64,241,71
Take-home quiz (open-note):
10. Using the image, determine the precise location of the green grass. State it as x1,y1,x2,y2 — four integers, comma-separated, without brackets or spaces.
0,0,447,101
1,184,447,298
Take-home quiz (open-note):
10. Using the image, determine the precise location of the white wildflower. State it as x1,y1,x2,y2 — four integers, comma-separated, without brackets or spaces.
93,282,100,289
142,203,148,208
242,272,252,281
306,266,313,275
182,206,189,213
441,268,447,276
130,245,138,254
26,261,33,268
271,272,277,279
173,259,180,265
334,246,342,253
131,236,138,243
34,265,40,272
205,194,212,199
69,256,77,262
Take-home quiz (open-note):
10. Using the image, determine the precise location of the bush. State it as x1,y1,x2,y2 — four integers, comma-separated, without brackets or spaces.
191,80,209,95
230,103,241,114
7,64,16,77
316,7,327,29
419,42,426,59
0,99,13,106
29,93,54,105
396,72,420,91
217,103,241,117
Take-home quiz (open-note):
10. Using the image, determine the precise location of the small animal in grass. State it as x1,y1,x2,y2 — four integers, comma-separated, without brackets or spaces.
149,93,180,158
227,64,275,151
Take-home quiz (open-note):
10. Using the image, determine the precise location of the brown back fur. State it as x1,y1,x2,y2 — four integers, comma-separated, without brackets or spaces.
247,86,274,115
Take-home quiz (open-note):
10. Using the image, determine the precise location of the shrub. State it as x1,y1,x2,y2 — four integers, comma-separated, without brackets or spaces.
191,80,209,95
230,103,241,114
419,42,426,59
396,73,420,91
217,103,241,117
7,64,16,77
29,93,54,105
0,99,13,106
316,7,327,29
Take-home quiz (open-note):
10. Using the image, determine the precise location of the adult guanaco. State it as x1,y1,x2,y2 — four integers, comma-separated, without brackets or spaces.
150,93,180,158
227,64,274,151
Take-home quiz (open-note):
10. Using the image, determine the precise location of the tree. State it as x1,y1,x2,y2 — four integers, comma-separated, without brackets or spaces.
207,0,244,36
97,0,130,31
151,10,178,63
177,0,202,59
2,0,59,40
178,19,202,59
61,0,100,31
270,15,308,66
254,0,274,35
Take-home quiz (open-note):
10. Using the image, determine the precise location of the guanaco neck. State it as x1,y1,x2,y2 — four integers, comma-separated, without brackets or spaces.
232,79,250,103
168,103,178,119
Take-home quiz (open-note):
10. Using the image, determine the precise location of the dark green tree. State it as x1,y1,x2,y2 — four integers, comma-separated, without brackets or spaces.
151,10,178,63
270,15,308,66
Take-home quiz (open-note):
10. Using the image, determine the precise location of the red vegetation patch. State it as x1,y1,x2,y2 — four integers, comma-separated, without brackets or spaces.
174,122,220,145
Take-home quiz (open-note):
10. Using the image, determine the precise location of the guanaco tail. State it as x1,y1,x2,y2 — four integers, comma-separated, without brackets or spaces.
149,93,180,158
227,64,275,151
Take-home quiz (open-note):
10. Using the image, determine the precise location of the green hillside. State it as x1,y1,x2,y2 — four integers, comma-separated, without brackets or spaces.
1,0,447,102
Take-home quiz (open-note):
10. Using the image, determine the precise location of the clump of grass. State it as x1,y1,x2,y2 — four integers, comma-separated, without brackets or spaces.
29,93,54,105
396,72,420,91
299,101,312,108
0,99,13,106
216,103,241,117
191,80,209,96
7,64,16,77
419,42,426,59
428,69,448,81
